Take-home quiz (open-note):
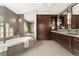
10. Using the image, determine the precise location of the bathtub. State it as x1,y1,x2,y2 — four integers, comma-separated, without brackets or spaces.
6,37,33,48
0,36,35,55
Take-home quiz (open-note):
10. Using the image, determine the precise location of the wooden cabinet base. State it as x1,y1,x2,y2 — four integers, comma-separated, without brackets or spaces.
52,32,79,56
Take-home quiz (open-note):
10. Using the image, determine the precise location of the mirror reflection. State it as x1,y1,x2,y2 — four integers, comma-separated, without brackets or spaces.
58,3,79,35
59,11,67,29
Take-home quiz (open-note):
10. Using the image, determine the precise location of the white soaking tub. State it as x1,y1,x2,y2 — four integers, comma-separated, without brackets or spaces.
0,36,35,56
6,37,33,48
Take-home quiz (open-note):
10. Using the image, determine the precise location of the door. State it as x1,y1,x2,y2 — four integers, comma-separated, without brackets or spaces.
37,15,52,40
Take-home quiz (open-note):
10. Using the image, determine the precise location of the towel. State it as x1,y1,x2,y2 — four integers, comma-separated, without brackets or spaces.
23,40,29,48
0,44,7,53
21,37,30,48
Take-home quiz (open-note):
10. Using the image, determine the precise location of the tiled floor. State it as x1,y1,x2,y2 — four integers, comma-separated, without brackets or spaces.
16,40,73,56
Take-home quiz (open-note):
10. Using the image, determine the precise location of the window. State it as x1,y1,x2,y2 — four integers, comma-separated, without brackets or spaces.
5,23,9,37
30,23,34,33
5,23,14,37
0,22,4,39
24,22,28,33
9,28,13,36
0,22,14,39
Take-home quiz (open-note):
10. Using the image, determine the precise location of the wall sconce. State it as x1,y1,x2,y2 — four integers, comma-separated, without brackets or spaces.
52,20,55,30
57,15,60,31
11,19,16,23
57,20,60,26
18,19,22,22
67,13,71,24
57,16,60,27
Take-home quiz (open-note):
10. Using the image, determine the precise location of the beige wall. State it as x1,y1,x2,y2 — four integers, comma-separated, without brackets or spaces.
4,6,17,35
17,14,24,35
0,6,25,38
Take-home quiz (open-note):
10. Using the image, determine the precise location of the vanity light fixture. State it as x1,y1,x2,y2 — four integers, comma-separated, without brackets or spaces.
52,20,55,30
67,11,72,30
57,15,60,31
57,16,60,27
67,13,71,24
57,20,60,26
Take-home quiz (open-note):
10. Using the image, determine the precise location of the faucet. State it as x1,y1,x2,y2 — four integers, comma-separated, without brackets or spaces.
75,29,79,35
67,29,69,33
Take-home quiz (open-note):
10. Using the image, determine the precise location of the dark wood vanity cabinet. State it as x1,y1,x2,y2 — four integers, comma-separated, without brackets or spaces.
52,32,79,55
52,32,72,52
72,38,79,55
60,35,72,52
77,16,79,29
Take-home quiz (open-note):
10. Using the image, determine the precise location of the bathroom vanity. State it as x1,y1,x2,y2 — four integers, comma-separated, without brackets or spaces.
52,30,79,55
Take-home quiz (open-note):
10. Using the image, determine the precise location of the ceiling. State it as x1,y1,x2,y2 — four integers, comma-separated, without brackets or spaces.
0,3,71,14
73,3,79,14
0,3,72,22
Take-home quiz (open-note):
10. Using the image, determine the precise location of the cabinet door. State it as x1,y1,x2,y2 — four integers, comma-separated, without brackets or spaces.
57,34,72,51
71,15,78,29
54,33,60,42
62,35,71,51
52,32,56,40
78,16,79,29
52,33,72,52
72,38,79,55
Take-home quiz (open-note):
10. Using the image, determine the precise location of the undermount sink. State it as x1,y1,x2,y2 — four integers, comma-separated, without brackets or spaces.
67,32,79,35
66,29,79,35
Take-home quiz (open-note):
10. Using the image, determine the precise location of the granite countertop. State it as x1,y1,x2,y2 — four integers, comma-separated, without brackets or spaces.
51,30,79,38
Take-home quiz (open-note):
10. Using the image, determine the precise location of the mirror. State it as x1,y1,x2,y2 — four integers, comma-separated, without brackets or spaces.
59,7,72,30
72,3,79,29
59,11,67,29
58,3,79,34
51,16,57,30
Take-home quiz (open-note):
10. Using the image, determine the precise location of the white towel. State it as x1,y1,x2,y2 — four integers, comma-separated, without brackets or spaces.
24,40,29,48
0,44,7,53
21,37,30,48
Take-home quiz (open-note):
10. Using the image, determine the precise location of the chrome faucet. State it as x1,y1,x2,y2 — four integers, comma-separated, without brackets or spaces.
67,29,70,33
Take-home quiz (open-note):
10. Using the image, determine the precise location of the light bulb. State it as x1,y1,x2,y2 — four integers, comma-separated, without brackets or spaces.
18,19,22,22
